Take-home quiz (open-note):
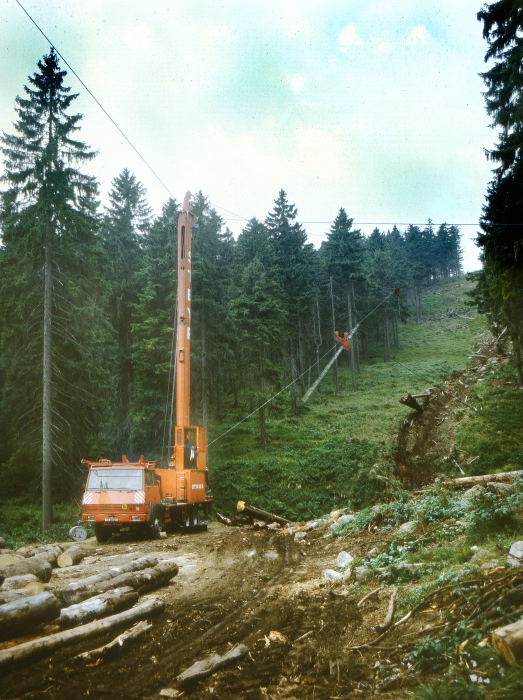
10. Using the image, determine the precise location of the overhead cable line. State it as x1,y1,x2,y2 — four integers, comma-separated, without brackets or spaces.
14,0,175,200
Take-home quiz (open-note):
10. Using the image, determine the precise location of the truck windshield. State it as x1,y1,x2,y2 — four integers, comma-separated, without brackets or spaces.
87,469,143,491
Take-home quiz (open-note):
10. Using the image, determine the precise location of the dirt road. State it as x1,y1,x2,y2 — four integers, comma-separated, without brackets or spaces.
0,522,404,700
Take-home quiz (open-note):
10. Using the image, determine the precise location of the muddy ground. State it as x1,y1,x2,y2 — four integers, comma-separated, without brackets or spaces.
0,522,421,700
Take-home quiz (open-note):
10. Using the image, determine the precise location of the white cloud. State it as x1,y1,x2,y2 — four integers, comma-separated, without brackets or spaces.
289,75,305,93
406,25,431,46
295,128,343,180
339,23,364,53
122,23,151,52
372,39,395,55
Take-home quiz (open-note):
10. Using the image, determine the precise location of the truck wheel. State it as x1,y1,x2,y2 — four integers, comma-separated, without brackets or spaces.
94,524,111,543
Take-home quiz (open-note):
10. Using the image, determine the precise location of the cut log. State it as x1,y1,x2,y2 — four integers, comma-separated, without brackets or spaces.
492,618,523,665
0,596,164,670
54,560,178,607
177,644,249,684
236,501,291,526
0,556,52,583
0,592,60,637
0,574,40,591
59,587,139,628
399,393,425,412
375,588,397,634
444,470,523,488
0,552,24,568
0,585,45,605
16,544,63,566
74,620,152,662
62,554,158,590
215,512,233,526
56,545,88,568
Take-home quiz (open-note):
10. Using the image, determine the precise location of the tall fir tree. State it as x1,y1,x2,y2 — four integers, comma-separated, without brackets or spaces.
0,49,104,528
102,169,151,457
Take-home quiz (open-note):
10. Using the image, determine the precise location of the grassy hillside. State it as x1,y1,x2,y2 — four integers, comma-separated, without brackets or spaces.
209,277,522,520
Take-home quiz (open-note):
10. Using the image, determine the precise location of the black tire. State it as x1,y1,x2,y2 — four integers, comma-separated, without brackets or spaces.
94,524,111,543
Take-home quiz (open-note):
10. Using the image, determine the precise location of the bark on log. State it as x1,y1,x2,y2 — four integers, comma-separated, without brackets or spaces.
57,545,88,568
0,597,164,670
399,393,425,412
0,574,39,591
0,592,60,637
0,557,52,583
444,470,523,488
492,618,523,665
0,585,45,605
16,544,63,566
236,501,291,526
177,644,249,684
59,587,139,628
54,560,178,607
74,619,153,662
215,512,233,527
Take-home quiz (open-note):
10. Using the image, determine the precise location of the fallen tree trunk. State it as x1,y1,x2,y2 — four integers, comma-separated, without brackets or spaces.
444,470,523,488
57,545,87,568
59,587,139,628
492,618,523,665
74,620,152,663
215,512,234,527
399,393,428,412
0,552,24,568
16,544,62,566
236,501,291,526
0,574,40,591
0,592,60,637
177,644,249,684
0,557,52,583
55,560,178,606
0,596,164,670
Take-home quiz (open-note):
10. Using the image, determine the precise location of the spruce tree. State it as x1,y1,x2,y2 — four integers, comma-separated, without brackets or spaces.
0,49,99,530
102,169,151,457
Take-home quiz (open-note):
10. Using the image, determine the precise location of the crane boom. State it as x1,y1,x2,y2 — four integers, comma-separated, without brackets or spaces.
175,191,193,427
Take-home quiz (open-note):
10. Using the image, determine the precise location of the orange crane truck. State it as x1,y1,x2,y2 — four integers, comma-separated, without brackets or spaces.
80,193,213,542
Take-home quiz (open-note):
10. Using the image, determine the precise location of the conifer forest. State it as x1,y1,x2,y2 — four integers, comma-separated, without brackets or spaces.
0,50,464,517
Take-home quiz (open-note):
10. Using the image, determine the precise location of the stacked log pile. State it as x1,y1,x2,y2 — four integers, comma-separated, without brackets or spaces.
0,538,179,670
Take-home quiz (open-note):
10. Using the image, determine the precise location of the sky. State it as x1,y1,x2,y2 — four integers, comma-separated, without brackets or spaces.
1,0,497,271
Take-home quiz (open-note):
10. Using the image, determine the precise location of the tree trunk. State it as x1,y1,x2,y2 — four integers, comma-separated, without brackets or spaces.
513,334,523,387
383,313,390,362
59,587,139,628
57,546,88,568
0,557,52,583
0,597,164,670
201,315,208,428
55,561,178,607
330,277,339,393
443,470,523,488
74,619,152,663
237,501,291,526
0,586,45,605
259,402,267,450
42,234,53,532
0,592,60,637
0,574,40,591
289,337,298,413
348,291,356,390
492,618,523,665
16,544,62,566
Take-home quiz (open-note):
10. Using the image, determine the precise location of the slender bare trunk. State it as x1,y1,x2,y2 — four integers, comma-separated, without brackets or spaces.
315,300,322,392
201,315,208,428
383,313,391,362
513,334,523,388
259,403,267,450
348,290,356,390
289,337,298,413
329,277,339,393
42,234,53,532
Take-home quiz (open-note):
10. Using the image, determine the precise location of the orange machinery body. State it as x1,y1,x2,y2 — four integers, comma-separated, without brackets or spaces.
80,193,212,542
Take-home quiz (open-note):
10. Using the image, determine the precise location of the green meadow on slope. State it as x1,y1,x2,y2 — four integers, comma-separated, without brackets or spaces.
209,276,522,520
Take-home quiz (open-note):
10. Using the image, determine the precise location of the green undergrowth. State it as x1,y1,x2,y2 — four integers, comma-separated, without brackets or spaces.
0,500,82,549
209,278,487,518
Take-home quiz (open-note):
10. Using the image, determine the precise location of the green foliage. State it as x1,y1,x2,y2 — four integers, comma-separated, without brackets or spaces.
412,680,482,700
0,501,84,549
467,486,523,540
408,623,483,672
